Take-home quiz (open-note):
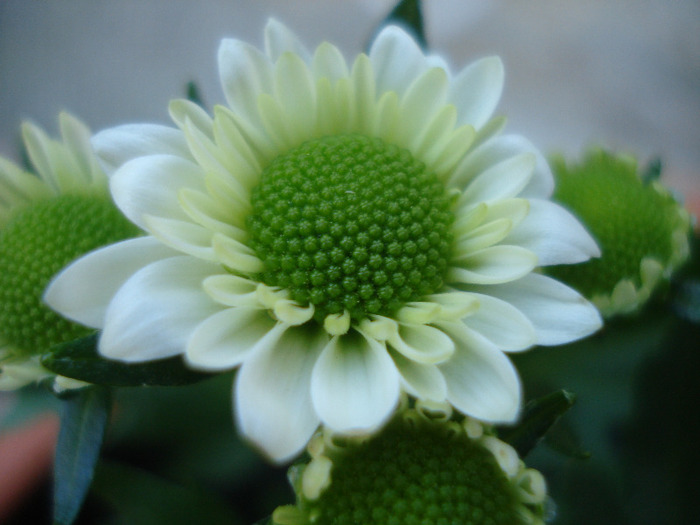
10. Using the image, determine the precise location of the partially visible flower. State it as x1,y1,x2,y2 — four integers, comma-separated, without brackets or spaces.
0,112,140,391
46,20,601,462
273,401,549,525
547,150,692,317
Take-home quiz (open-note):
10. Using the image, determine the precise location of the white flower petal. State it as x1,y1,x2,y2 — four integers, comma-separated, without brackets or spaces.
389,322,455,364
390,349,447,402
143,215,216,261
169,99,214,139
350,54,377,132
449,134,553,198
450,245,538,285
202,274,260,307
92,124,191,175
369,25,428,97
460,153,535,205
99,256,221,362
312,42,349,83
44,237,178,328
218,38,274,131
264,18,311,62
58,112,103,187
212,233,264,274
438,322,521,422
311,330,400,433
236,325,326,463
454,218,514,255
397,67,449,148
505,198,600,265
186,308,283,370
274,52,317,140
0,157,53,209
110,154,205,230
450,56,504,130
470,273,602,346
179,187,246,240
463,293,536,351
21,122,69,192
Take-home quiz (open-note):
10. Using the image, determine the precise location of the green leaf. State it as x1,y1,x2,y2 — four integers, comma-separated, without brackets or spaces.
672,278,700,323
41,333,213,387
373,0,426,50
53,386,111,525
498,389,582,458
641,156,662,184
91,461,243,525
186,80,206,108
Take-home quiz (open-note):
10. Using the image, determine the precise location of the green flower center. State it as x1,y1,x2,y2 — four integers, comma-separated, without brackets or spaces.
0,194,139,353
247,134,454,322
547,151,685,297
307,418,522,525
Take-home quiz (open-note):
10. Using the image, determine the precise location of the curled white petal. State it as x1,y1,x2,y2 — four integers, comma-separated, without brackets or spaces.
92,124,191,175
110,154,206,230
470,273,602,346
44,237,178,328
506,198,600,265
438,322,521,423
99,256,221,362
449,56,504,130
185,307,283,370
311,330,400,433
236,325,326,463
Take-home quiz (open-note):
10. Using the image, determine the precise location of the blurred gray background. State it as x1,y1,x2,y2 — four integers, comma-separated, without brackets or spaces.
1,0,699,208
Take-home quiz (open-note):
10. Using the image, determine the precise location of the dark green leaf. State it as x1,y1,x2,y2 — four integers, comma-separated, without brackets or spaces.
671,278,700,323
671,234,700,323
498,389,581,458
185,80,206,107
42,333,213,387
371,0,426,51
91,461,243,525
53,386,111,525
641,156,662,184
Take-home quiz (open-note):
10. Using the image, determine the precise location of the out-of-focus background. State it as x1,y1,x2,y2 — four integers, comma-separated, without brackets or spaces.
1,0,699,203
1,2,698,524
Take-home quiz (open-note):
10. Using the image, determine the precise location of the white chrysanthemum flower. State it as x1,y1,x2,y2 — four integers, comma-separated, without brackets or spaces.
0,112,139,391
46,20,601,462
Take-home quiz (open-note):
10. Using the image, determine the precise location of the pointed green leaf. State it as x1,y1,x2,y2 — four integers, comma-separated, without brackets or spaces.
91,461,243,525
369,0,426,52
672,278,700,323
186,80,206,108
498,389,582,458
641,156,662,184
41,333,212,387
53,386,111,525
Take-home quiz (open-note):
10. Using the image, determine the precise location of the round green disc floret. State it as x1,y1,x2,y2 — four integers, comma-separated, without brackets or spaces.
247,134,454,322
0,194,139,353
547,150,689,299
306,417,522,525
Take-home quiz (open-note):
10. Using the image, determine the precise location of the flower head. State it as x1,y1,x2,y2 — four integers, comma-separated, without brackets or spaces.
46,20,601,461
0,112,140,391
273,402,549,525
547,150,692,317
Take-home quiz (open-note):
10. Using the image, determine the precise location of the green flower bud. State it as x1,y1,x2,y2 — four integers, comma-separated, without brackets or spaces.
273,402,548,525
0,113,139,391
547,150,691,317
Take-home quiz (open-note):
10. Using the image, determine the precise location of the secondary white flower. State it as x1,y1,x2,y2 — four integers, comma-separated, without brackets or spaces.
0,112,139,391
46,20,601,462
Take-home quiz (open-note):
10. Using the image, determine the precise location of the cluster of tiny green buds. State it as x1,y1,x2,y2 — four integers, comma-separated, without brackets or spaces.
247,134,454,325
546,149,692,317
273,400,548,525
